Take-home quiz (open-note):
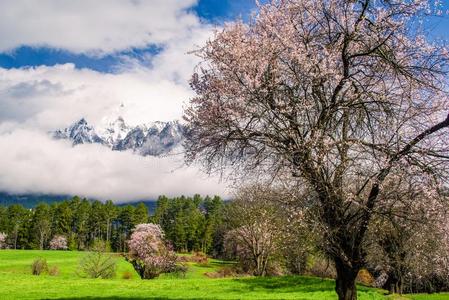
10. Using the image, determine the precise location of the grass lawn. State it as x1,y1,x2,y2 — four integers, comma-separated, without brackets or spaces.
0,250,446,300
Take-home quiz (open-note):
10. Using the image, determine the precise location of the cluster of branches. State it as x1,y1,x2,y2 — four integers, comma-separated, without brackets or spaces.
223,184,317,276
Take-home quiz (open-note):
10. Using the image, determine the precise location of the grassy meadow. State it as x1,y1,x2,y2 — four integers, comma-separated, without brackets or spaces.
0,250,447,300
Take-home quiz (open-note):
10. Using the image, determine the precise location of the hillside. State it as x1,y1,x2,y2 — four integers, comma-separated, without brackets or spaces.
0,192,157,212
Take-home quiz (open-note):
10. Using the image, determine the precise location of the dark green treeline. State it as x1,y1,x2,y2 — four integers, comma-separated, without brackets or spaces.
0,195,225,255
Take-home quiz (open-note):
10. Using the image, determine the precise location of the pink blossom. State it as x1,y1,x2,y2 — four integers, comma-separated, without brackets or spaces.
49,235,68,250
0,232,7,249
127,223,177,279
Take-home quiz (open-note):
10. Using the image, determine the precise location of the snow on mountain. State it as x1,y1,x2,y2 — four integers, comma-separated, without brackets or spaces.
98,116,132,147
52,117,185,156
53,118,105,145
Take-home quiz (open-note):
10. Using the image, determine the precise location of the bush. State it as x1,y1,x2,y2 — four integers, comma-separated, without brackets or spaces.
122,271,133,280
78,244,117,279
127,223,177,279
178,252,208,265
48,266,59,276
191,252,208,265
31,258,48,275
49,235,68,250
356,269,375,286
172,263,188,278
0,232,7,249
307,256,337,279
205,266,238,278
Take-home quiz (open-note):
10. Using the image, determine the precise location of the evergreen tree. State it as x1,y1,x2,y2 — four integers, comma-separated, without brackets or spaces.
103,200,117,244
31,203,51,250
6,204,30,249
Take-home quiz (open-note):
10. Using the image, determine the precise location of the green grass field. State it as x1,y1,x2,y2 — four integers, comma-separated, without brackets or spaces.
0,250,447,300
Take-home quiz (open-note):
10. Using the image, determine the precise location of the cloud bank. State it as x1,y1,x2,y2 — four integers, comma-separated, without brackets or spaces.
0,63,193,129
0,129,227,201
0,0,229,201
0,0,200,55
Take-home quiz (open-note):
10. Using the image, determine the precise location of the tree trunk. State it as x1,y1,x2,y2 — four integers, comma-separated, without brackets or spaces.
39,231,44,250
335,259,359,300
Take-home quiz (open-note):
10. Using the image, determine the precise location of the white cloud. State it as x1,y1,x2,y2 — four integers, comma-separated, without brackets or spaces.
0,0,200,55
0,40,229,200
0,128,228,201
0,63,194,129
0,1,228,201
0,17,215,129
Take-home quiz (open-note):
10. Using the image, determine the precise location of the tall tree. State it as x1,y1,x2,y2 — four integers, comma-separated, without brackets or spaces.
224,185,288,276
201,196,224,254
116,205,135,252
71,198,91,250
183,1,449,299
32,203,51,250
103,200,117,244
89,200,106,242
6,204,30,249
132,203,149,225
52,201,73,236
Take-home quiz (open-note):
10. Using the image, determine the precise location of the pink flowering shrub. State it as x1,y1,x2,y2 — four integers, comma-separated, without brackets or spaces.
0,232,7,249
49,235,68,250
126,223,177,279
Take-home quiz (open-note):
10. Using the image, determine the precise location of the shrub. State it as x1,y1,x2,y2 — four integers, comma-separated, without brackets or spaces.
191,252,208,265
172,263,188,278
122,271,133,280
0,232,7,249
48,266,60,276
178,252,208,265
205,266,237,278
126,223,177,279
49,235,68,250
78,250,117,279
31,258,48,275
307,256,337,279
356,269,375,286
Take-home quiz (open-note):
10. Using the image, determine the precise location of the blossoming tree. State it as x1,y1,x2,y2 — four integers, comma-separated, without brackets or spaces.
49,235,68,250
0,232,7,249
183,1,449,299
366,171,449,294
224,185,290,276
126,223,177,279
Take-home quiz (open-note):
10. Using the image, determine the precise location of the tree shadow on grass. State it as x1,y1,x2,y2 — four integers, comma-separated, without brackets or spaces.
50,276,382,300
50,277,333,300
49,298,173,300
230,276,385,295
228,275,335,293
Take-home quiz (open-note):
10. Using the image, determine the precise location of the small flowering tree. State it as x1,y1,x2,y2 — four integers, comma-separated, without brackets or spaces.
366,172,449,294
49,235,68,250
0,232,7,249
127,223,177,279
224,185,313,276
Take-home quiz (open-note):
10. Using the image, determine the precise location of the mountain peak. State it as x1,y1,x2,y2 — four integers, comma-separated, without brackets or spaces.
78,117,87,124
52,117,185,156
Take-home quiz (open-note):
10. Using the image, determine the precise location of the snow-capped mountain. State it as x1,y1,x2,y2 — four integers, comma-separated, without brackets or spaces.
53,118,105,145
52,117,185,156
98,116,132,147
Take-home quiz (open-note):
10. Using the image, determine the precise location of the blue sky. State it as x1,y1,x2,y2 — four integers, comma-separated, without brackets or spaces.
0,0,448,73
0,0,259,73
0,0,447,200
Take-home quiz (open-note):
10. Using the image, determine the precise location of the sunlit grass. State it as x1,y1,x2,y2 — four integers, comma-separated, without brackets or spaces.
0,250,446,299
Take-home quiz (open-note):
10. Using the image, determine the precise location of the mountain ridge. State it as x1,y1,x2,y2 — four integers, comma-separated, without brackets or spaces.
52,117,186,156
